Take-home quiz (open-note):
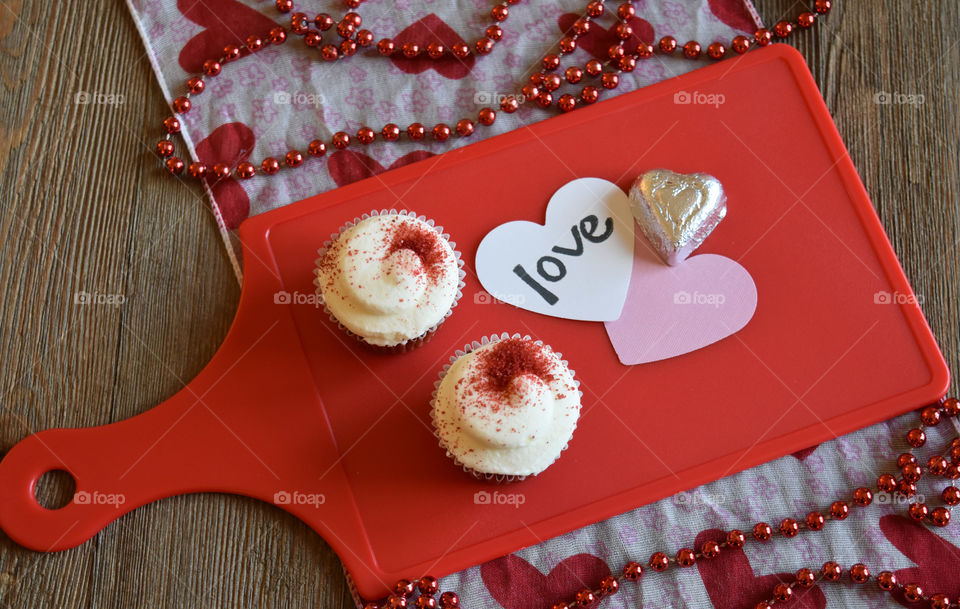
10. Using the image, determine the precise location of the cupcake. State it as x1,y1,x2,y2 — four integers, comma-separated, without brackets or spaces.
431,334,581,480
315,210,464,350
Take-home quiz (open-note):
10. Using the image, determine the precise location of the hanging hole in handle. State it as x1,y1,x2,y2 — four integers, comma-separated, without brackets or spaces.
34,469,77,510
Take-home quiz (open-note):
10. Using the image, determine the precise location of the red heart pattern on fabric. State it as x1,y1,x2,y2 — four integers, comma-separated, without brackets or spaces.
194,122,255,229
557,13,654,60
707,0,759,33
327,149,435,187
177,0,276,73
480,553,611,609
390,14,475,79
696,529,827,609
880,515,960,606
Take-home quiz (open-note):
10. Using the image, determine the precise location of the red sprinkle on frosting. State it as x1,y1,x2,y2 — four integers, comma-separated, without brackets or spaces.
476,338,555,394
388,219,447,280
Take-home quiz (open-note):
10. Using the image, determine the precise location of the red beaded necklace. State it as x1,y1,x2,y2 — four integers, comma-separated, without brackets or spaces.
155,0,833,180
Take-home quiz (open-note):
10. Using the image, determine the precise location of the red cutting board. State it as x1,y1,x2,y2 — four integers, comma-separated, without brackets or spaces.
0,45,948,600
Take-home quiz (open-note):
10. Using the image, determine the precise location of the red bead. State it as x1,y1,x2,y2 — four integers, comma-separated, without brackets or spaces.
904,584,923,602
336,22,355,39
943,486,960,505
426,42,445,59
260,157,280,174
356,30,374,46
821,561,842,581
907,428,926,447
732,35,751,54
439,591,459,608
245,35,263,52
902,463,922,482
378,38,396,56
304,31,322,47
877,474,897,493
898,478,918,497
478,108,496,125
332,132,351,149
659,36,677,54
617,2,635,19
321,44,339,61
601,72,619,89
649,552,669,571
707,42,725,60
814,0,831,14
499,96,519,113
380,124,400,141
340,39,358,55
235,161,255,179
491,4,509,21
921,406,943,426
541,54,560,71
614,22,632,41
876,571,897,591
550,604,568,609
585,59,603,76
172,96,191,113
636,43,654,58
285,150,303,167
343,11,361,27
752,522,772,541
754,29,773,46
314,13,334,30
187,76,205,94
829,501,850,520
618,56,636,72
580,86,599,104
536,91,553,108
289,13,308,34
211,163,230,179
269,26,286,45
773,21,793,38
726,529,745,547
574,589,594,607
559,37,577,54
586,1,604,17
486,25,503,41
165,157,184,175
308,140,327,156
415,597,436,609
898,453,917,468
797,12,816,29
952,445,960,461
682,41,701,59
356,127,375,144
542,73,561,92
943,397,960,415
394,579,415,598
203,59,222,76
755,603,772,609
930,507,951,527
223,44,241,61
455,119,474,137
407,123,426,140
607,44,624,60
402,42,420,58
384,595,405,609
676,548,696,567
475,38,495,55
931,594,951,609
701,540,720,558
773,583,792,603
156,140,174,157
623,561,643,581
521,84,540,101
418,576,439,595
949,465,960,480
187,162,206,178
908,503,929,521
564,66,583,84
452,42,470,58
854,487,873,506
275,0,292,12
432,123,451,141
795,568,815,588
806,511,825,531
599,575,619,596
850,563,870,583
779,518,799,537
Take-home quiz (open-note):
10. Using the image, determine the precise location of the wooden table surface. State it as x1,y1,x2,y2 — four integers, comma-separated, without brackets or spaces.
0,1,957,607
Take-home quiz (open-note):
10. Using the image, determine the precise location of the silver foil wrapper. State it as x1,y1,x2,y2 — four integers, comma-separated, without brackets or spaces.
628,169,727,266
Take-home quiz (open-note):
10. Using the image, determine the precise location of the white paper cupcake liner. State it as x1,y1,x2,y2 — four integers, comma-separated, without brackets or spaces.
313,209,466,353
429,332,583,483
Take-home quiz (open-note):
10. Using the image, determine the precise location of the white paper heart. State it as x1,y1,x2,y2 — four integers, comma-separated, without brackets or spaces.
476,177,635,321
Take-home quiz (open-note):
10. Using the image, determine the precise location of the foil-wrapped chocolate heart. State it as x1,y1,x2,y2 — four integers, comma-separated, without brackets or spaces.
628,169,727,266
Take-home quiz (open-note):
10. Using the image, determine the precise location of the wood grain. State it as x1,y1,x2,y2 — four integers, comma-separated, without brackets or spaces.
0,1,957,607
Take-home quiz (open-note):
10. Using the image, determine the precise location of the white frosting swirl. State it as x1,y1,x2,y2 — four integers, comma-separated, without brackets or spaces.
317,214,459,346
432,338,580,477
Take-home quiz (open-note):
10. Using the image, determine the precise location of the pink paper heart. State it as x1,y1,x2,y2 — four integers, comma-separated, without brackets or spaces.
480,553,610,609
604,235,757,364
